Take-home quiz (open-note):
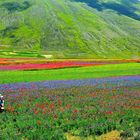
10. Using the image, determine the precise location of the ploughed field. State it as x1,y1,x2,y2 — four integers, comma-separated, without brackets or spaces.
0,58,140,139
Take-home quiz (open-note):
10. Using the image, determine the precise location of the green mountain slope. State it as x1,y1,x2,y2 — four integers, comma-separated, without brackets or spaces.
0,0,140,58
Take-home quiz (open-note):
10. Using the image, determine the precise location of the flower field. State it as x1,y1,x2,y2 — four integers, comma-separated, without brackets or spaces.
0,58,139,71
0,61,103,71
0,75,140,139
0,58,140,139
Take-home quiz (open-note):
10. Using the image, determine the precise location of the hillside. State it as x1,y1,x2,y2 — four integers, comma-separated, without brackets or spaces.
0,0,140,58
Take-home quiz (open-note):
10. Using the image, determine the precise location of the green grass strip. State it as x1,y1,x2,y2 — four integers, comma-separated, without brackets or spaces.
0,63,140,84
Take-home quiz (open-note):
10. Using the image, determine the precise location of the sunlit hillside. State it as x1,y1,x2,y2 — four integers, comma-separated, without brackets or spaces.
0,0,140,58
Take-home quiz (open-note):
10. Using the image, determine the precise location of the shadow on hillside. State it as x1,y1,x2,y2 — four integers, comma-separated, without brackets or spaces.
74,0,140,21
1,1,31,13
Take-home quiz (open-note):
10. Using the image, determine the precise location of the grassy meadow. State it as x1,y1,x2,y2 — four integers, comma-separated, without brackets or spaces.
0,62,140,84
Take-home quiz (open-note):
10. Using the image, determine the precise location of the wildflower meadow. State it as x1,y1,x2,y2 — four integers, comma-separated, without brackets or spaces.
0,58,140,140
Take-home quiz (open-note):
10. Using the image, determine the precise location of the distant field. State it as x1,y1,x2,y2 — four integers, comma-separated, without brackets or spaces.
0,63,140,84
1,58,139,70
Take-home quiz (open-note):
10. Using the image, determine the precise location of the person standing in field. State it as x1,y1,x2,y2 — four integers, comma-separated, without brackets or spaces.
0,94,4,113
